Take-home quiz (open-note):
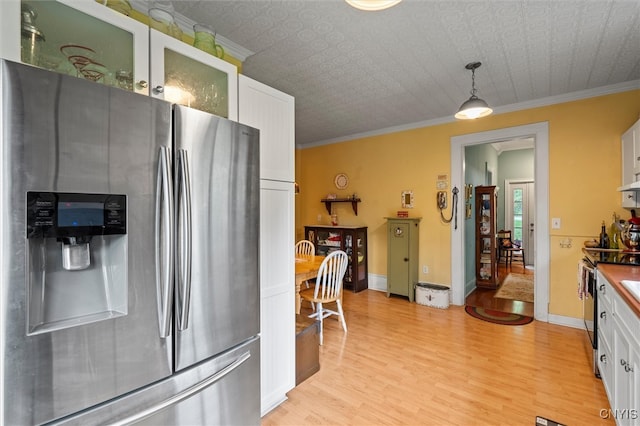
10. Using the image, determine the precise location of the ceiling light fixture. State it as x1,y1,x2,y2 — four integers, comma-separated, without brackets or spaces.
345,0,402,11
455,62,493,120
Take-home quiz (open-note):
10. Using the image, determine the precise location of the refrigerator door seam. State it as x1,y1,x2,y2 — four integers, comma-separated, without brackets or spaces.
109,351,252,426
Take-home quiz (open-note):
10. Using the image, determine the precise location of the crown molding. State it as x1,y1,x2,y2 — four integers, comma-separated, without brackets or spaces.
298,79,640,149
130,0,254,61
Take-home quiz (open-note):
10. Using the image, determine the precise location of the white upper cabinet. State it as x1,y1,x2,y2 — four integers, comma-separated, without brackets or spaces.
238,75,295,182
0,0,149,94
0,0,239,117
149,29,238,121
620,119,640,208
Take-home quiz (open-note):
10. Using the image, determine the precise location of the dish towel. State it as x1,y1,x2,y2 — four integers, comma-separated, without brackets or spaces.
577,261,591,300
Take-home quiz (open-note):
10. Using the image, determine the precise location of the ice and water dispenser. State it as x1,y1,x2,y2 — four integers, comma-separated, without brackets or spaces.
26,192,128,334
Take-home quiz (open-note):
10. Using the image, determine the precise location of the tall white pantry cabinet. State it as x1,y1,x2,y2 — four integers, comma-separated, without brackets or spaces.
238,75,296,416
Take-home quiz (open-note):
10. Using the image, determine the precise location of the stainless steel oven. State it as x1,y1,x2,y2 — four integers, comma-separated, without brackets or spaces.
580,256,599,378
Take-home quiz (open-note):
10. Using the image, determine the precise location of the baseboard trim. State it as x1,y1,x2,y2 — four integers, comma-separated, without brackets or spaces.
547,313,584,329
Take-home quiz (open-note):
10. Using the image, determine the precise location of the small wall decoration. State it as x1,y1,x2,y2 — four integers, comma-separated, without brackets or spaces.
401,190,414,208
465,184,473,219
334,173,349,190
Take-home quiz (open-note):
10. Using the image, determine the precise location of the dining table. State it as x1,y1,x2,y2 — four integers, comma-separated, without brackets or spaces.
294,255,325,314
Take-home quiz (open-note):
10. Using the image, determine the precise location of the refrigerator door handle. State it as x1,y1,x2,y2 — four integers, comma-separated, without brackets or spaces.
155,146,174,338
177,149,193,331
109,351,252,426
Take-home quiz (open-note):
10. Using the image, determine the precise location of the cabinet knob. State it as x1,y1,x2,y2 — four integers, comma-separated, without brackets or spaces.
403,257,409,262
137,80,148,89
153,85,165,94
600,311,607,319
600,354,607,364
620,359,633,372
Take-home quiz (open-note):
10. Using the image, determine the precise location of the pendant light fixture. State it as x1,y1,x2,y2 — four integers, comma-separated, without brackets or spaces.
345,0,402,11
455,62,493,120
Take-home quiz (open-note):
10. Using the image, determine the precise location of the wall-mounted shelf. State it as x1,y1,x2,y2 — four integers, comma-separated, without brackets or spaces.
320,198,362,215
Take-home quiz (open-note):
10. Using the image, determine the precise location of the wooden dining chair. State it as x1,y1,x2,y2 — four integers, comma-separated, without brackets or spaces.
295,240,315,257
299,250,348,345
295,240,316,289
496,229,525,268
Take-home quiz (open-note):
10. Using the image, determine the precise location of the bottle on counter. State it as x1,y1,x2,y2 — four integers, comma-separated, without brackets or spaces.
609,212,620,249
599,220,610,249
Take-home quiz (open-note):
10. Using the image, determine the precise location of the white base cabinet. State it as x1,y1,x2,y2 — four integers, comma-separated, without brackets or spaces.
597,270,640,425
259,180,295,416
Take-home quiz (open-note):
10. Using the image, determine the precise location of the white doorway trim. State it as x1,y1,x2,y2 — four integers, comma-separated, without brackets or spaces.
504,179,535,266
450,122,549,322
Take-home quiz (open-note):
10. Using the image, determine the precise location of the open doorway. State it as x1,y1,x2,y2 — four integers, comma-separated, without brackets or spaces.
463,143,535,316
450,122,549,322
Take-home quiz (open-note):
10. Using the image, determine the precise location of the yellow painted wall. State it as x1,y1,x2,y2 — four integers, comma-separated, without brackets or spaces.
296,89,640,319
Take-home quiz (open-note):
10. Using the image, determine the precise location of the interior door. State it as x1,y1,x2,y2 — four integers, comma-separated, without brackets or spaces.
506,181,535,266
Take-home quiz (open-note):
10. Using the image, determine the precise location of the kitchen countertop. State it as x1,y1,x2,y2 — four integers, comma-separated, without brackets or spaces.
596,263,640,318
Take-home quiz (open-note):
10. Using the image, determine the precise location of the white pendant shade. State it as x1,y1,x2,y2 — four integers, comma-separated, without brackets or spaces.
455,96,493,120
345,0,402,11
454,61,492,120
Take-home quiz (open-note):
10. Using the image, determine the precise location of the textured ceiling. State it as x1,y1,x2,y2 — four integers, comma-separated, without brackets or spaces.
169,0,640,147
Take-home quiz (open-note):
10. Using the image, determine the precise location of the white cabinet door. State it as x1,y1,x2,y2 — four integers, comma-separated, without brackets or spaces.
149,29,238,120
622,121,640,208
0,0,149,94
622,125,639,208
239,75,295,182
259,179,295,416
629,120,640,175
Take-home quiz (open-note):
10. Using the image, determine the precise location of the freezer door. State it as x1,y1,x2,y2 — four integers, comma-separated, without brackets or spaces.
173,105,260,370
51,337,260,426
0,60,173,425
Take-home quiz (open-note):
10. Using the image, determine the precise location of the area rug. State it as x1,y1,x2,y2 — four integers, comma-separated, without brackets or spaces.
495,273,534,303
464,306,533,325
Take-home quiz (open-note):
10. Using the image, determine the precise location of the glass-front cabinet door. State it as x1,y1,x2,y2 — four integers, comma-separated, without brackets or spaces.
0,0,149,94
149,29,238,120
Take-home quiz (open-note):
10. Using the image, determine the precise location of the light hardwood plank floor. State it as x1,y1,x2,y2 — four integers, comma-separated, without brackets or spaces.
262,289,612,425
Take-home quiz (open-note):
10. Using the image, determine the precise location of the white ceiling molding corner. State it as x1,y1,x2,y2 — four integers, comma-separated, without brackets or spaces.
299,79,640,150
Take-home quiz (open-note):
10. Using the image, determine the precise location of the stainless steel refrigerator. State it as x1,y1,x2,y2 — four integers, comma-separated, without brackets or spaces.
0,59,260,425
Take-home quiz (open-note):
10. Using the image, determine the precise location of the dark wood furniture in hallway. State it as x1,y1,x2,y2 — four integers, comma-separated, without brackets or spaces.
466,261,534,317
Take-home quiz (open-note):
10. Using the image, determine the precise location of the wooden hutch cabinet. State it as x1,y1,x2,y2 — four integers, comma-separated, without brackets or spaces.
304,226,368,292
475,186,498,288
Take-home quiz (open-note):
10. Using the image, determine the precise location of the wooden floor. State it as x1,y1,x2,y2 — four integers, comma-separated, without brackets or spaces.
262,288,611,425
465,262,535,317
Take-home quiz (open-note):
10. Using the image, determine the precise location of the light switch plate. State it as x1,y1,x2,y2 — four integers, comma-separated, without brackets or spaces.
552,218,561,229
